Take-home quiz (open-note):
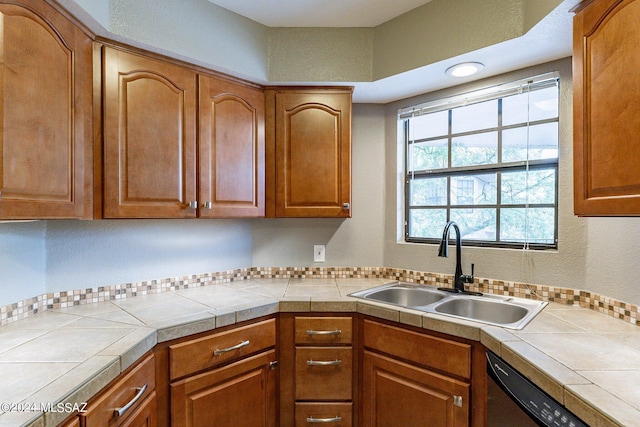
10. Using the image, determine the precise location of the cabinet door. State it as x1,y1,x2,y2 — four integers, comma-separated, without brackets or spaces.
269,89,352,218
573,0,640,215
103,46,197,218
362,351,469,427
171,350,276,427
0,0,92,219
198,75,264,217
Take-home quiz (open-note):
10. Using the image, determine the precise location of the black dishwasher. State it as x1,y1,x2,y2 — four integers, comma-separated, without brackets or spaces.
487,351,588,427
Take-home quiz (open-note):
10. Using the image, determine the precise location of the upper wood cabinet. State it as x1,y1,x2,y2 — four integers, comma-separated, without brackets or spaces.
573,0,640,215
102,46,198,218
0,0,93,219
101,47,265,218
198,74,265,218
266,88,352,218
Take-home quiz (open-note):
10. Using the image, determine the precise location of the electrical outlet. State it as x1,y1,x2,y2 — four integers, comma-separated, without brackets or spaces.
314,245,325,262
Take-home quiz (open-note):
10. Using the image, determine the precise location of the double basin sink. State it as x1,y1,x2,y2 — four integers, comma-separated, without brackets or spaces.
349,282,547,330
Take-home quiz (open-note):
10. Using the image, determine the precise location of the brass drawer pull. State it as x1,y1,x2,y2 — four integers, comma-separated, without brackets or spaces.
306,359,342,366
114,384,147,417
214,340,250,356
306,329,342,335
307,416,343,423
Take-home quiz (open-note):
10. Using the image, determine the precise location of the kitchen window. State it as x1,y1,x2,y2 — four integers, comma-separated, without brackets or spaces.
400,73,559,249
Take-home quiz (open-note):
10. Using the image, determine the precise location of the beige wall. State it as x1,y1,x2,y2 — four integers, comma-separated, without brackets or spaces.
66,0,564,86
383,57,640,306
251,104,386,267
384,58,586,287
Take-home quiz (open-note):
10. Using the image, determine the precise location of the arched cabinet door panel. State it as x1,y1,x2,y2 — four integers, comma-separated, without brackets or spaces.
102,46,197,218
266,88,352,218
573,0,640,215
198,74,265,218
0,0,93,219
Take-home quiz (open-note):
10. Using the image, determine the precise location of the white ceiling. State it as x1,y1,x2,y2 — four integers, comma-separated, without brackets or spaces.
207,0,432,27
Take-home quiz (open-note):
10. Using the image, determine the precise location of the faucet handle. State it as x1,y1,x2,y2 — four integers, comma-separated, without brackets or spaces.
462,263,474,284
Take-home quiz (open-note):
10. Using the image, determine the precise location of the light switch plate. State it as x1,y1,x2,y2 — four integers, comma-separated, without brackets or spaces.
314,245,325,262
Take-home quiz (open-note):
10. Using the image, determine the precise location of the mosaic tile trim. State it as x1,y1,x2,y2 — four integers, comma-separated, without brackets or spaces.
1,267,638,327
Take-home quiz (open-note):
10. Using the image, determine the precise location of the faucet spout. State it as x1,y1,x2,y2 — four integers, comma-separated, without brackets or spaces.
437,221,474,293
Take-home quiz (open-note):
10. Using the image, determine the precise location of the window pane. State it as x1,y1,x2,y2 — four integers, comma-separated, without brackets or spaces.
411,177,447,206
502,122,558,163
502,86,558,126
451,99,498,133
409,110,448,140
403,75,559,248
501,169,556,204
500,208,555,244
409,209,447,238
450,208,496,241
451,132,497,167
451,173,497,205
410,139,448,171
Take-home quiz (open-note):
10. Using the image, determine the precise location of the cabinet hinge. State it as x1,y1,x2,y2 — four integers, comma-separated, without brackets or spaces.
269,360,279,370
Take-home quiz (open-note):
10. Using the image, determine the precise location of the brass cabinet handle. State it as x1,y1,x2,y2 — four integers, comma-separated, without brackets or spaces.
188,201,198,209
114,384,147,417
214,340,250,356
306,359,342,366
202,201,213,209
305,329,342,336
307,416,343,423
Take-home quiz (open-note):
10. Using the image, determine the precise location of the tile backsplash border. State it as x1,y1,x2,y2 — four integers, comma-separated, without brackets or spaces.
1,266,637,327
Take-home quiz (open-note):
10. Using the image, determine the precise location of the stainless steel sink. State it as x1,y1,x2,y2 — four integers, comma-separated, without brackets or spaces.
359,285,447,307
430,297,543,329
348,282,547,330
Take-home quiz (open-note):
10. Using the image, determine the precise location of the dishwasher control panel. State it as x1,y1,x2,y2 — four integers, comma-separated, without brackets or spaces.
487,351,588,427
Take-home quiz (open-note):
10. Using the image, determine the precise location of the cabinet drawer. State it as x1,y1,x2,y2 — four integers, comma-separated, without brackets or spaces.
295,316,352,345
363,319,471,379
295,402,353,427
169,318,276,380
81,353,155,426
295,347,352,400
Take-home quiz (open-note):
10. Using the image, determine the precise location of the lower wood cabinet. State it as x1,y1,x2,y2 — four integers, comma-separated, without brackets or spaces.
170,350,277,427
361,319,485,427
280,314,356,427
363,351,469,427
159,317,277,427
58,314,487,427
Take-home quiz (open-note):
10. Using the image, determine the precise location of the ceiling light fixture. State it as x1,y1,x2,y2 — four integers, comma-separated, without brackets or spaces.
445,62,484,78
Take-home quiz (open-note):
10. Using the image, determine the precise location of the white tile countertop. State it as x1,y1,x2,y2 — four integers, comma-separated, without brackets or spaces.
0,277,639,426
